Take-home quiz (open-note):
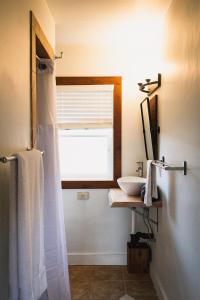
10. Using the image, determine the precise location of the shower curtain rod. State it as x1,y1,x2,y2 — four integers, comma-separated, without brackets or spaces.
0,150,44,163
36,51,63,61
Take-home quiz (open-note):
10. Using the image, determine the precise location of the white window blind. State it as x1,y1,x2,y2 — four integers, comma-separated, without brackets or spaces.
56,85,114,129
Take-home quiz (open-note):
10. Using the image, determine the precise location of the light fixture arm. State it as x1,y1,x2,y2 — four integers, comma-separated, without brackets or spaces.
138,73,161,96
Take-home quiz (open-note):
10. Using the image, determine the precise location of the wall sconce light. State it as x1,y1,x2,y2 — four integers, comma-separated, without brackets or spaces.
138,73,161,96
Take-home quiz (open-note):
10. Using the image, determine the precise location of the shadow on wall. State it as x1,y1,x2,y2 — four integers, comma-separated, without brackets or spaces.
166,0,200,64
0,71,29,151
168,172,177,222
152,199,189,300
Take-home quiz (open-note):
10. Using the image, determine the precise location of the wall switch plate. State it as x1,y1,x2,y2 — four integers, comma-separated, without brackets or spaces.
77,192,90,200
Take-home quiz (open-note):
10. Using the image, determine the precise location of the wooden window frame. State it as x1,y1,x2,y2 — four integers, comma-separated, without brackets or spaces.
56,76,122,189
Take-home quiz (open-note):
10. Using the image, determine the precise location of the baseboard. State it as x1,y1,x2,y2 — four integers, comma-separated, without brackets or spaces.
150,267,169,300
68,252,127,265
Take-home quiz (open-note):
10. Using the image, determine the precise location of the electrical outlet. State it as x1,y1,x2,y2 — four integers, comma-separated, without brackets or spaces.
77,192,89,200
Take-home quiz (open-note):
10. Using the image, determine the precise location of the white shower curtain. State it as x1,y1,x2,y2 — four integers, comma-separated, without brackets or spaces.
36,59,71,300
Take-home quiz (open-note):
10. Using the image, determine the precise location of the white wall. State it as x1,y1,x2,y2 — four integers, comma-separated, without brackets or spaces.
55,42,145,264
53,0,172,266
0,1,55,298
62,190,132,265
54,0,172,266
55,1,200,298
1,0,198,298
146,1,200,299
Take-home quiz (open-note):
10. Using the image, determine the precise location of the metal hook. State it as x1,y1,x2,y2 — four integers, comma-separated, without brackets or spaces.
55,51,63,60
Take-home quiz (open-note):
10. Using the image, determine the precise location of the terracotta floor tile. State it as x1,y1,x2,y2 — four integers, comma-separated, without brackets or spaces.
122,267,151,281
69,266,158,300
70,280,91,300
125,281,157,297
135,297,158,300
69,265,94,282
92,265,123,281
91,280,125,300
90,280,110,300
110,281,126,300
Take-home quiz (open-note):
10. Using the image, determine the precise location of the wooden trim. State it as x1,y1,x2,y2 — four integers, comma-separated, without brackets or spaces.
56,76,121,86
30,11,54,147
56,77,122,189
109,188,162,208
62,181,118,189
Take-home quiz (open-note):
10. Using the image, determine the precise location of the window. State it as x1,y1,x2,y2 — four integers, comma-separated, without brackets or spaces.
56,77,121,189
58,128,113,180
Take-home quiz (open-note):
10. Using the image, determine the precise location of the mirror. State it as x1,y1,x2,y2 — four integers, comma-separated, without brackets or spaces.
140,95,158,160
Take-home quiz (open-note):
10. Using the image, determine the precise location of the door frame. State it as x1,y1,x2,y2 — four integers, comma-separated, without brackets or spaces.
30,11,54,146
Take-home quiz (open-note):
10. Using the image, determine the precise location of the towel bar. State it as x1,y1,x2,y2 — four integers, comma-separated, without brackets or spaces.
0,150,44,163
152,159,187,175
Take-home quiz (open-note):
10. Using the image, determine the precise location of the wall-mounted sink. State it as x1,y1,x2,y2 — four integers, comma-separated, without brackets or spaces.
117,176,146,196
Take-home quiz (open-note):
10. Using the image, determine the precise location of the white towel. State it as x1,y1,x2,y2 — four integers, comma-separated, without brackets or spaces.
144,160,158,207
9,149,47,300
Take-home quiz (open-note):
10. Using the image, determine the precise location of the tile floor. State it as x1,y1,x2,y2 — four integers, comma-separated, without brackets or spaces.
69,265,158,300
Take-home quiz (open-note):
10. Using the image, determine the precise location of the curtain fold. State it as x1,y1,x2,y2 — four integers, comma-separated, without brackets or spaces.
36,59,71,300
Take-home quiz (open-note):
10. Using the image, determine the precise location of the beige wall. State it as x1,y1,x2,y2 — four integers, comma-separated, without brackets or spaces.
0,1,55,298
147,1,200,299
55,0,200,297
55,42,145,264
1,0,199,297
54,0,170,266
54,3,162,263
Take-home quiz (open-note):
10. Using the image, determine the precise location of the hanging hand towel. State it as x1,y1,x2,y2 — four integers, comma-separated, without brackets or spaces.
9,149,47,300
144,160,158,207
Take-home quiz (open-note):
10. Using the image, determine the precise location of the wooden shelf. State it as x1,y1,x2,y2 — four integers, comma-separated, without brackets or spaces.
109,188,162,208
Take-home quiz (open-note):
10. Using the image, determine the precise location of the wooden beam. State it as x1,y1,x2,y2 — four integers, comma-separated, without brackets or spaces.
109,188,162,208
30,11,54,147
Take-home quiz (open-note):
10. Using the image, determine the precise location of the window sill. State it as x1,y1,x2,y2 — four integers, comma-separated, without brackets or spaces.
61,180,119,189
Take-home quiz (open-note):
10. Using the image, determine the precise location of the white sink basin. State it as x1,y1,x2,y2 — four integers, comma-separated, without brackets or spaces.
117,176,146,196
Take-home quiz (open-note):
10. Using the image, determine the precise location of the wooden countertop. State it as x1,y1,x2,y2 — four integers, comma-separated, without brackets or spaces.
109,188,162,208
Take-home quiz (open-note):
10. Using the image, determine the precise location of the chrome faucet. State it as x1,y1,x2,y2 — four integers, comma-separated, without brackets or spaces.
136,161,144,177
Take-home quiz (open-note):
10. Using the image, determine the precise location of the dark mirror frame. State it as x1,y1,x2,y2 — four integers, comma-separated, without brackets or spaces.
140,95,158,160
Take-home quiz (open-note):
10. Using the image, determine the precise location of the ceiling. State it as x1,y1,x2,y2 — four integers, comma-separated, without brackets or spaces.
46,0,171,45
